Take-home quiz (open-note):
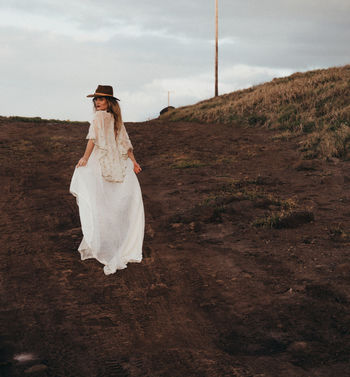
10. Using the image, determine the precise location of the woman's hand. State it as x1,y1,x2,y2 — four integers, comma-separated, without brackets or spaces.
133,161,142,174
76,157,88,168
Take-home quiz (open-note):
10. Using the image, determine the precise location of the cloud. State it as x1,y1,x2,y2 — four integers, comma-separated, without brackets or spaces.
0,0,349,121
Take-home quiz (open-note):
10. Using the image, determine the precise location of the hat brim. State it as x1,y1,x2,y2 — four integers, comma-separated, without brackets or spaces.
87,93,120,101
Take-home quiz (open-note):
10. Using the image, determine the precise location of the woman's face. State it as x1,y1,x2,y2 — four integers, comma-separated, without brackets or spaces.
94,97,108,111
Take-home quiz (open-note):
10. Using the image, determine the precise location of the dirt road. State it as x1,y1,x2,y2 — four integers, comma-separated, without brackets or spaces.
1,118,350,376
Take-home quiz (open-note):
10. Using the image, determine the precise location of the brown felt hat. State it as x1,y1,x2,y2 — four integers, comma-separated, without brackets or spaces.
87,85,120,101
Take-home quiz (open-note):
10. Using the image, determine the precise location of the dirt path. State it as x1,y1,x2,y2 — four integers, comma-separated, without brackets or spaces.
1,118,350,376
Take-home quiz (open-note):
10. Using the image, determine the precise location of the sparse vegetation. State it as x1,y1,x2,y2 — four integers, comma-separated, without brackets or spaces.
328,223,350,242
160,65,350,159
300,123,350,159
169,176,299,226
252,210,314,229
252,212,285,228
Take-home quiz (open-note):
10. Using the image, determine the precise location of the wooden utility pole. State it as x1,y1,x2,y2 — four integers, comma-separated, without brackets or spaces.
215,0,219,97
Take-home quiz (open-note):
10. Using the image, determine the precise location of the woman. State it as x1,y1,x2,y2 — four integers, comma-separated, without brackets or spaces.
69,85,145,275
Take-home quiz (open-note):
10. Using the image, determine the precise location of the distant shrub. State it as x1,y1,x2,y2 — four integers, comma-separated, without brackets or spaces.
0,115,88,126
8,116,44,123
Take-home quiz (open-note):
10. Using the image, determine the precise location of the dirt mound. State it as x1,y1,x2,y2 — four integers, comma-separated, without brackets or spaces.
1,117,350,376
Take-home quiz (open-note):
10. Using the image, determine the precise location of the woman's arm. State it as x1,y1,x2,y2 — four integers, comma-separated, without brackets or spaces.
127,149,142,174
76,139,95,168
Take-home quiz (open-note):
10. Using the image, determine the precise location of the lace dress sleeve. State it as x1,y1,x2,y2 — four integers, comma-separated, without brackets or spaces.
86,111,109,152
118,122,133,157
86,121,96,140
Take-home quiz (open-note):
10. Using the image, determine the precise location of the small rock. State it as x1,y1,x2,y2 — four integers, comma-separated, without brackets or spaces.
150,282,167,290
171,223,182,229
148,282,169,297
13,352,37,363
287,341,309,353
145,224,155,238
242,273,252,278
188,221,201,232
293,160,317,171
24,364,48,374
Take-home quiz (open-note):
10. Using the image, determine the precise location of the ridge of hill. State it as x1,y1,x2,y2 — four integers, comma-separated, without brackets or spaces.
161,64,350,159
0,115,88,126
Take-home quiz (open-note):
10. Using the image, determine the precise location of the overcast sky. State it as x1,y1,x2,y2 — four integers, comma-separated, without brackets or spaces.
1,0,349,122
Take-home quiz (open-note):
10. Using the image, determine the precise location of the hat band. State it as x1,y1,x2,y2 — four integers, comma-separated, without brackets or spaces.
93,92,115,97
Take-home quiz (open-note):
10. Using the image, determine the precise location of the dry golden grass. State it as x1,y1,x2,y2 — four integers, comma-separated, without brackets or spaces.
161,65,350,159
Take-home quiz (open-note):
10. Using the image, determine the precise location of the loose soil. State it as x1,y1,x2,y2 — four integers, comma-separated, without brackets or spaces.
1,118,350,377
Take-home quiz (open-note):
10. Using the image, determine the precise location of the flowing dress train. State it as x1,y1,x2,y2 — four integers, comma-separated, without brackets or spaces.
69,111,144,275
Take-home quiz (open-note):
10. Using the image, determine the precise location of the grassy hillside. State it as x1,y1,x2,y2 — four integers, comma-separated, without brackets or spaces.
161,65,350,159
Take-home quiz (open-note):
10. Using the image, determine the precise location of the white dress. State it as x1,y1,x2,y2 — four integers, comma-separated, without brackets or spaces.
69,110,144,275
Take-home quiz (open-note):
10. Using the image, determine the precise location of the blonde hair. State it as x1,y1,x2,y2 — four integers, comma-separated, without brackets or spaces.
93,97,123,138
